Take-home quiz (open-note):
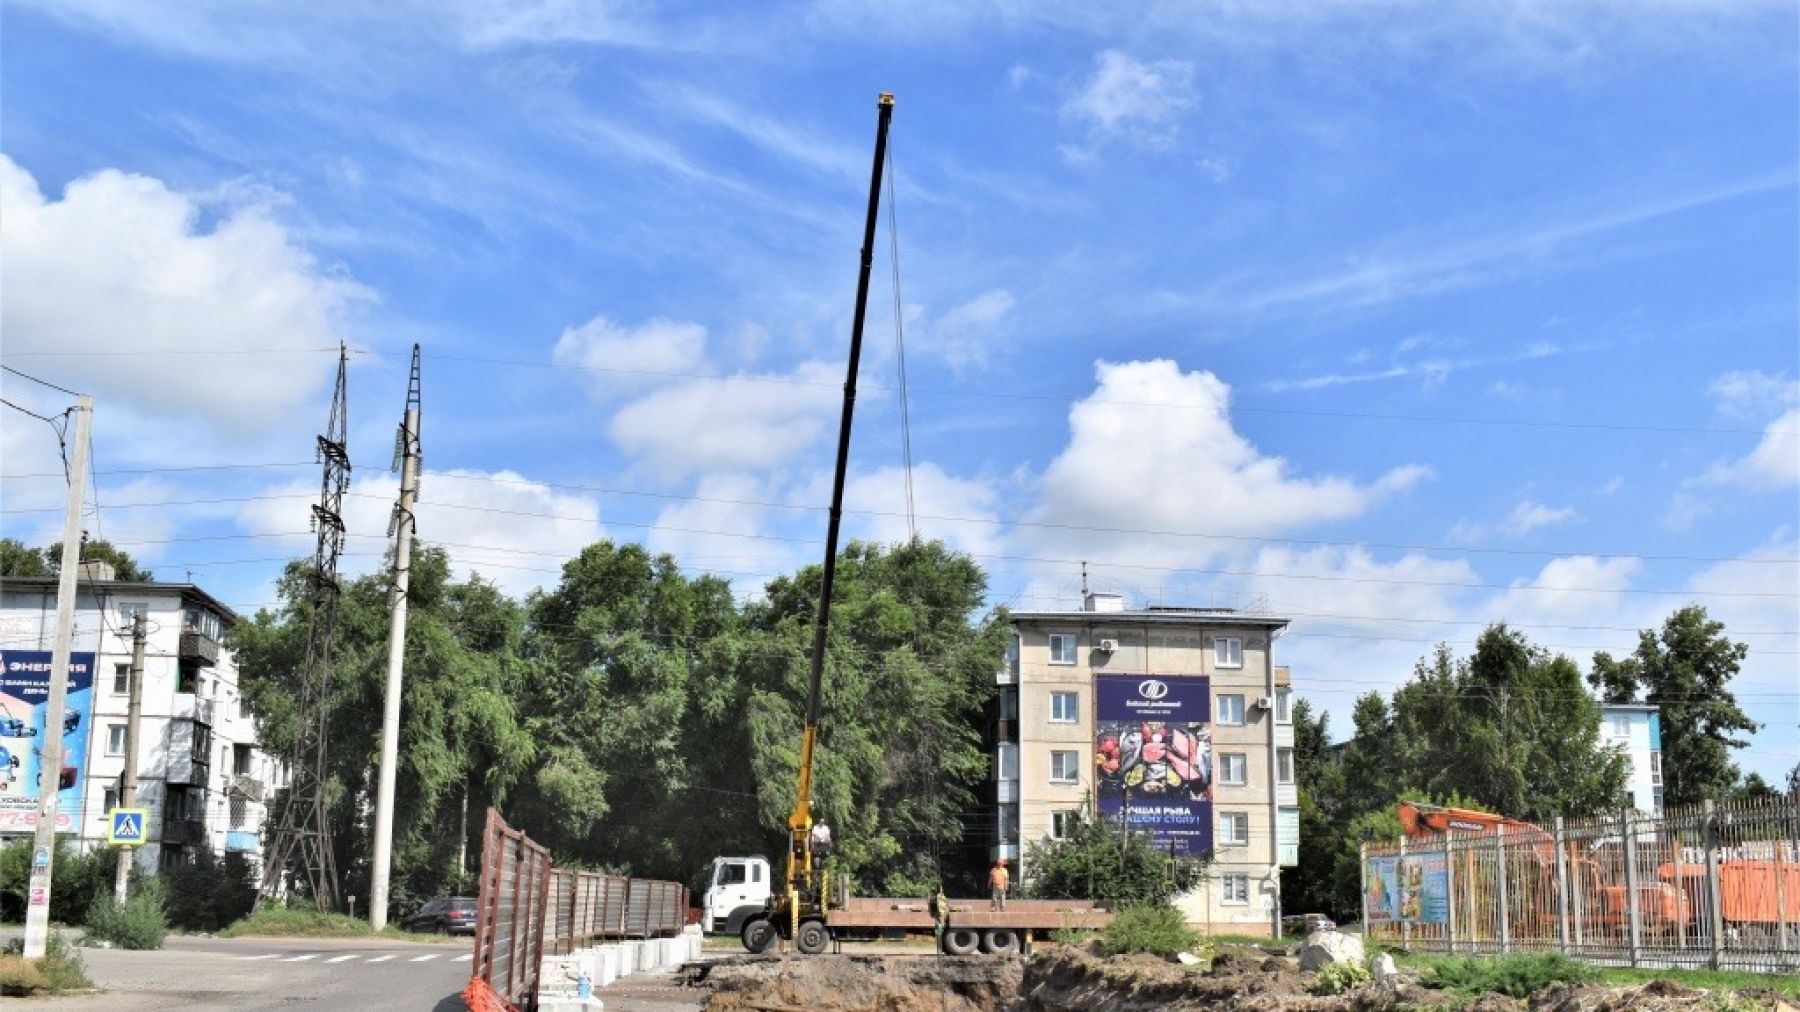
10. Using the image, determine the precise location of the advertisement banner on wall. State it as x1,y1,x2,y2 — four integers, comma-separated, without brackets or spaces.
1365,851,1449,924
0,651,96,834
1094,674,1213,855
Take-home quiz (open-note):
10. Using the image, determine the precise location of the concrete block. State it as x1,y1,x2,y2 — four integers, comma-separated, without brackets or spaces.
614,942,632,977
597,945,618,987
633,940,652,971
538,998,603,1012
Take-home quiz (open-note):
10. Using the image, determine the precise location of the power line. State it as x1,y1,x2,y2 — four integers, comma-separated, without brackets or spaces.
0,364,81,397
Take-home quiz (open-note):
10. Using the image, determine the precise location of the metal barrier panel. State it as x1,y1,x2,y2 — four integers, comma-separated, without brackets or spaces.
1365,797,1800,972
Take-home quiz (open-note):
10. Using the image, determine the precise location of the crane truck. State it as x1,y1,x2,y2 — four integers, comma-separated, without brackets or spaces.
717,92,1113,959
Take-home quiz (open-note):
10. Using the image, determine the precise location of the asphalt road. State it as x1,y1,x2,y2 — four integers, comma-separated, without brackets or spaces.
21,934,472,1011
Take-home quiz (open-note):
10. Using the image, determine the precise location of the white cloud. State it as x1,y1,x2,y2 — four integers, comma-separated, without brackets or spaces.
0,156,367,432
553,314,710,397
916,289,1015,372
645,473,795,588
235,468,603,596
1487,555,1644,625
1502,500,1581,536
842,463,1004,559
1061,50,1195,153
1710,370,1800,419
606,362,844,481
1701,408,1800,491
1021,360,1427,567
1195,157,1231,183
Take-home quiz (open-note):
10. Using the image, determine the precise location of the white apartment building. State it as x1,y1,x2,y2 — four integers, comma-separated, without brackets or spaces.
994,593,1297,936
0,565,275,874
1601,702,1664,815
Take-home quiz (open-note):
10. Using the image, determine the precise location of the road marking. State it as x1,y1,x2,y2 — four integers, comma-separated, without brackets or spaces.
325,954,358,963
366,955,397,963
238,954,280,961
409,953,442,962
454,954,473,962
283,953,320,962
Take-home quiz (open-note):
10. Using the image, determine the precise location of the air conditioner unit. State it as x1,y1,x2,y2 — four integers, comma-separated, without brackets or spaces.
1254,696,1275,711
1097,638,1119,653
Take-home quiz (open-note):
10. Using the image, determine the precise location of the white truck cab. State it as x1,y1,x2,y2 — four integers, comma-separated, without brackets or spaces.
702,856,772,934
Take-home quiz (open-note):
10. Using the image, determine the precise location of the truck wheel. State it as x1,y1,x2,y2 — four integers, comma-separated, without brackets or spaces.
942,927,981,956
741,918,777,954
980,929,1020,955
795,920,830,955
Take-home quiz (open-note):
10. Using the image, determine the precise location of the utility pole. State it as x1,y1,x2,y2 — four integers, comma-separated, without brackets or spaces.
23,394,91,960
112,611,147,905
369,345,421,931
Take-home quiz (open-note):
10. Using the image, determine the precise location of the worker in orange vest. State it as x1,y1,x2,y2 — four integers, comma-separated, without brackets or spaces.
988,859,1010,912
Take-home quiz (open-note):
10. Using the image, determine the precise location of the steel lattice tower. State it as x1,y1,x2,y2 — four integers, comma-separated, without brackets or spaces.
259,345,351,910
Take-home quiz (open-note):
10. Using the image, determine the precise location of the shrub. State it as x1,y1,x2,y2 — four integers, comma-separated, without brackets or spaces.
84,878,167,950
0,956,48,996
220,906,374,938
1312,961,1371,995
1419,954,1599,998
1098,903,1202,959
1027,812,1206,906
163,851,257,932
0,933,94,995
0,840,120,925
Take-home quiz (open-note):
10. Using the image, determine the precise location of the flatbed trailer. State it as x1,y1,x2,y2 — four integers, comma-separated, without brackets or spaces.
825,896,1113,955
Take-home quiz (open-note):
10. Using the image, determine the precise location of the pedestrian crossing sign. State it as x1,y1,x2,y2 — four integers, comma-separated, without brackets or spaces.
107,808,147,846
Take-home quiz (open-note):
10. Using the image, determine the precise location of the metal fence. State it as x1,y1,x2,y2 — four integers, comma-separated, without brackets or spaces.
472,808,693,1010
1364,797,1800,971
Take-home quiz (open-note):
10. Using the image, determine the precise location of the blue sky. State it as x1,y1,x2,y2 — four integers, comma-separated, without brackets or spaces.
2,1,1796,781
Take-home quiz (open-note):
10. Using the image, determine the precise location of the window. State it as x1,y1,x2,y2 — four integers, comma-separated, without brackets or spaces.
1048,633,1078,665
1219,811,1249,847
177,660,199,695
1609,713,1631,738
1277,748,1295,785
1219,753,1248,785
751,864,761,883
998,803,1018,842
1050,691,1079,724
1214,636,1243,669
113,663,131,695
997,742,1019,781
229,796,249,830
183,607,222,641
1050,750,1080,783
717,863,747,886
106,724,128,756
116,602,148,632
239,696,251,721
191,725,213,763
1216,694,1245,726
1652,787,1664,815
1220,873,1250,905
1275,688,1291,724
998,688,1018,721
1649,751,1662,786
103,787,118,813
234,744,254,776
1052,810,1080,840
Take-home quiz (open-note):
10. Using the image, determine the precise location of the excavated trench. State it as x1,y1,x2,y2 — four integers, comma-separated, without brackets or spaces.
689,945,1788,1012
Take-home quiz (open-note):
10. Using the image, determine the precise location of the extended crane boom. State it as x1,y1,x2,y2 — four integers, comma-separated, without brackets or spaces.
778,91,895,951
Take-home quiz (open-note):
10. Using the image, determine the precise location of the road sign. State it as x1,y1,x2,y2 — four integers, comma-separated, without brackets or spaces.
107,808,147,846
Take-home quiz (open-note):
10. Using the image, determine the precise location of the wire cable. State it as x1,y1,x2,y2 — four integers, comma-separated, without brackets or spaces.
885,140,917,541
0,364,81,397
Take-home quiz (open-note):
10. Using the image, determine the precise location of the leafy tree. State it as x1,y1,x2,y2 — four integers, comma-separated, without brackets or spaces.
52,538,152,581
1590,606,1759,806
1026,810,1205,906
0,538,50,577
1732,773,1779,802
1281,699,1343,917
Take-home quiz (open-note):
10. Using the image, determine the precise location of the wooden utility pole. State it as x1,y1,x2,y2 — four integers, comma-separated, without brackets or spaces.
113,610,147,905
23,394,91,960
369,345,421,930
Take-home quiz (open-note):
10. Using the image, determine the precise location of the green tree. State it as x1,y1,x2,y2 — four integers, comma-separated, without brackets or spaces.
0,538,51,577
50,538,153,581
1025,811,1205,906
1590,606,1759,807
1280,699,1341,917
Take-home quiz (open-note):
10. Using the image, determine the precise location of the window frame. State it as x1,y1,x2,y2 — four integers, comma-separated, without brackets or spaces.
1214,636,1244,669
102,786,119,813
113,663,131,695
1219,811,1250,847
1274,688,1291,724
1049,750,1080,784
1049,691,1079,724
106,723,128,756
996,742,1019,781
1051,810,1079,840
1648,751,1662,786
1047,632,1078,666
1220,872,1250,905
1219,752,1248,786
1216,694,1246,726
1277,747,1295,785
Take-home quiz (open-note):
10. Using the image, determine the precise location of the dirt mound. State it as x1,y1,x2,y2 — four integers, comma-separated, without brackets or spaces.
700,953,1022,1012
1020,943,1346,1011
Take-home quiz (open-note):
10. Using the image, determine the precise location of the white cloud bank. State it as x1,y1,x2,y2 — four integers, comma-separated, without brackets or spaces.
1061,50,1195,156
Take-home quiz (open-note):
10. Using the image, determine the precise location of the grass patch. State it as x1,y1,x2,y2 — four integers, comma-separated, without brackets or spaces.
1418,953,1600,998
1596,967,1800,998
0,933,93,996
219,907,449,943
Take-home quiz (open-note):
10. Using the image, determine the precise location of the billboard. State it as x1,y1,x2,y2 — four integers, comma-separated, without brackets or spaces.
0,651,96,833
1365,851,1449,924
1094,674,1213,855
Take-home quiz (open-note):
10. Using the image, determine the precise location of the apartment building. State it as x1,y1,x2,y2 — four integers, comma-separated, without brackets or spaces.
1600,703,1664,815
993,592,1296,935
0,565,275,874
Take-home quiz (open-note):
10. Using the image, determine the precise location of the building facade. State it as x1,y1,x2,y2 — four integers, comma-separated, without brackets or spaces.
0,567,275,874
993,593,1296,935
1600,703,1664,815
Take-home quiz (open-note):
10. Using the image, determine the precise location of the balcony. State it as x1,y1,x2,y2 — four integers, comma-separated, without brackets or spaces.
176,697,215,726
225,830,261,854
228,774,265,803
162,818,206,847
996,778,1019,804
179,630,219,668
168,758,210,788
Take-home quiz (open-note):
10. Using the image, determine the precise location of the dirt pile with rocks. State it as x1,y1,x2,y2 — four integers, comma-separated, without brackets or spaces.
699,953,1023,1012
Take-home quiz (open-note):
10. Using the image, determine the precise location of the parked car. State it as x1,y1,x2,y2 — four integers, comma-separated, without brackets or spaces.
1282,913,1337,935
405,896,478,935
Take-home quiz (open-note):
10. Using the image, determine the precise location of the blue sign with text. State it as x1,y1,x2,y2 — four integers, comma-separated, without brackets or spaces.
1094,674,1214,856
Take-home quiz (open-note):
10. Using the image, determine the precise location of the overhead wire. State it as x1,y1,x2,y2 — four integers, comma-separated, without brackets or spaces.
1,364,81,397
885,138,917,541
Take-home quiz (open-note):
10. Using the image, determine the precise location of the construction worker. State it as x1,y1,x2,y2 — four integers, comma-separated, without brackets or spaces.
988,858,1010,912
930,885,949,942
